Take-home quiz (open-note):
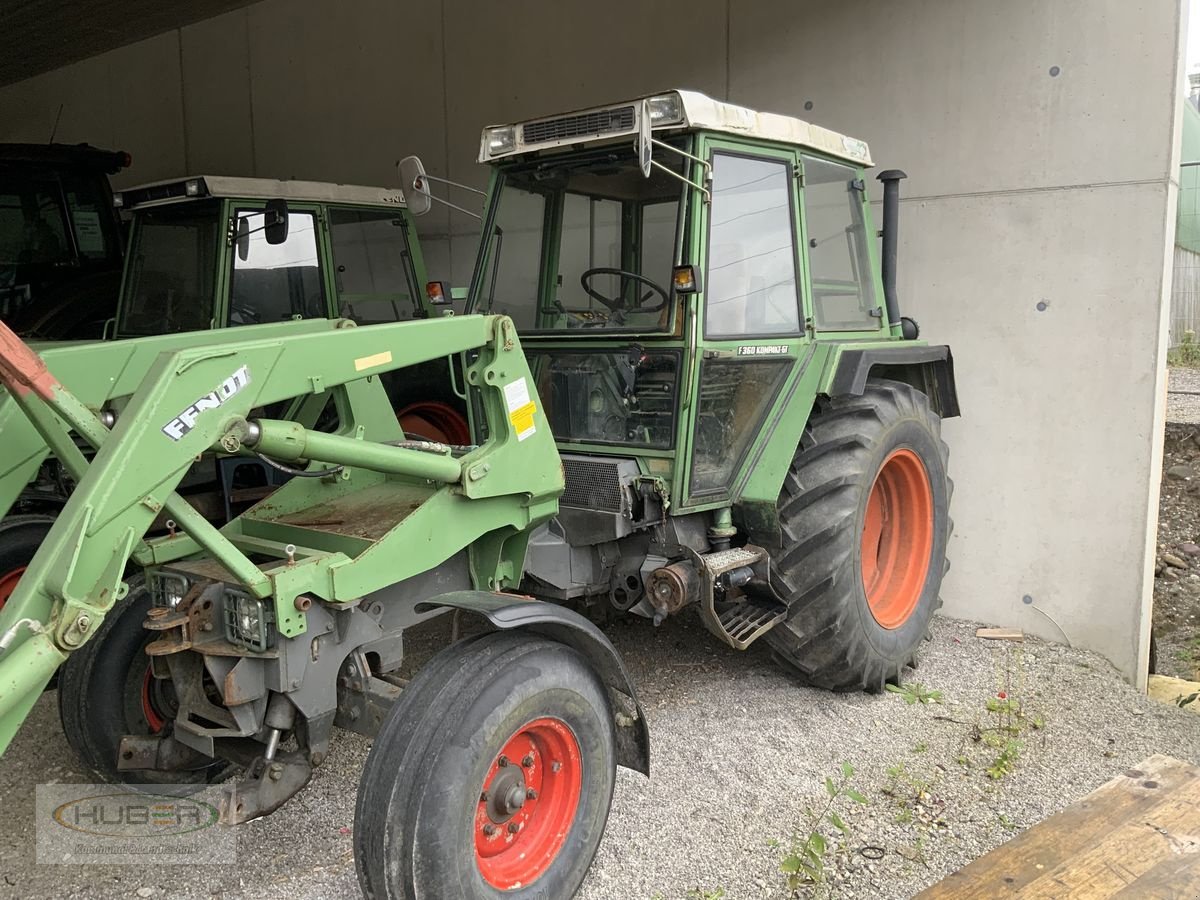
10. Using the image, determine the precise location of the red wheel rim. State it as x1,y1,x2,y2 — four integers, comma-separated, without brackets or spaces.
141,665,166,733
474,716,582,890
397,401,471,445
0,566,24,611
861,448,934,630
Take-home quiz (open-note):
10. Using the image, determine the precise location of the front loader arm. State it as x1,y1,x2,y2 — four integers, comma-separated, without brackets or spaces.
0,314,562,755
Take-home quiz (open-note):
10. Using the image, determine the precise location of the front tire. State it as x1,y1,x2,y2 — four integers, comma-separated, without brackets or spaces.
57,576,228,787
765,378,951,692
355,632,616,899
0,515,54,610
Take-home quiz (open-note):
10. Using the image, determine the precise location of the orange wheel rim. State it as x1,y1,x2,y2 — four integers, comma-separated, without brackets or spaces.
0,566,25,611
861,449,933,629
474,716,582,890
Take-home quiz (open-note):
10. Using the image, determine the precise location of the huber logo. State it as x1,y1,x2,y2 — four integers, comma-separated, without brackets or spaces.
162,365,251,441
52,793,219,838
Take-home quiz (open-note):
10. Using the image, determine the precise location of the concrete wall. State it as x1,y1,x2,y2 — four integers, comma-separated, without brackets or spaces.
0,0,1185,683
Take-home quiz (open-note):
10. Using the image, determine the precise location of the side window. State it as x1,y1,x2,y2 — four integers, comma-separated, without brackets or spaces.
481,183,546,329
230,210,325,326
802,157,879,330
328,208,417,324
705,153,801,338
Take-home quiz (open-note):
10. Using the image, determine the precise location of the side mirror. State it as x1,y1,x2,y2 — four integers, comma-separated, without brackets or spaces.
397,156,432,217
638,99,653,179
264,199,289,245
236,216,250,261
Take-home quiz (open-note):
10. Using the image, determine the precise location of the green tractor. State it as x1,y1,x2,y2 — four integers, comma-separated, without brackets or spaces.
0,90,956,899
441,88,958,690
1,174,467,609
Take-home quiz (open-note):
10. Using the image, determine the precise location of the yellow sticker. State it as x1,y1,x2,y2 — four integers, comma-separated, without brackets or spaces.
503,377,537,441
354,351,393,372
510,401,537,438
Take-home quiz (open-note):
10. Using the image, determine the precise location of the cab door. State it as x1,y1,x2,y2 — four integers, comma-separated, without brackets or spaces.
221,202,327,328
677,138,809,510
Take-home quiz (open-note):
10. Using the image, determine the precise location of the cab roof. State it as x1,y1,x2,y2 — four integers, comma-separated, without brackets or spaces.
117,175,407,210
478,89,873,167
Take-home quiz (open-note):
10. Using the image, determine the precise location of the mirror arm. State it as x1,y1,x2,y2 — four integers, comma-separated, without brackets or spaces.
646,138,712,202
410,175,484,220
416,172,486,197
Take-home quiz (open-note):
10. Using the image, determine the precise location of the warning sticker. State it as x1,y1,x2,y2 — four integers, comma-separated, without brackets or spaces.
503,377,537,442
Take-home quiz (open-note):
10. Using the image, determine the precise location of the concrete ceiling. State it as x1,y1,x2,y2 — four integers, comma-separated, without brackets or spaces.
0,0,255,88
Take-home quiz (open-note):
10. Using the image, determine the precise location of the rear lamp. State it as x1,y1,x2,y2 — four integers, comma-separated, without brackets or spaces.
120,151,132,168
184,178,202,197
426,281,452,305
672,265,702,294
223,589,274,652
485,126,516,156
647,92,684,125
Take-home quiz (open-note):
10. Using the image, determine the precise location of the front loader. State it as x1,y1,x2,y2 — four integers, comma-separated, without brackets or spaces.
0,312,647,898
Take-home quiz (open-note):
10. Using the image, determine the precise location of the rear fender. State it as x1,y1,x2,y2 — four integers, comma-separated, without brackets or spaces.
417,590,650,775
827,345,959,418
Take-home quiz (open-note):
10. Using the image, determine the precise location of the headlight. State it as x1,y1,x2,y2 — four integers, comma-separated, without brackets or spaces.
484,126,516,156
223,589,274,652
646,92,683,125
112,192,124,208
151,572,190,609
184,178,203,197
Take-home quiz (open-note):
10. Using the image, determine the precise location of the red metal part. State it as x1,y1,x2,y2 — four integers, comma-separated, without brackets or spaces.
0,566,25,610
0,318,58,400
474,716,582,890
397,401,471,445
141,666,166,733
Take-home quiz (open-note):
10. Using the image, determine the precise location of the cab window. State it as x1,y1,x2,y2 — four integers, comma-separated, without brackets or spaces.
802,156,880,331
118,200,219,335
705,153,801,338
329,207,419,323
230,210,325,326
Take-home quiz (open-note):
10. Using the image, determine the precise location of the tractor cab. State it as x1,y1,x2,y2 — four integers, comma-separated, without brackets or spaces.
460,90,901,512
110,175,446,339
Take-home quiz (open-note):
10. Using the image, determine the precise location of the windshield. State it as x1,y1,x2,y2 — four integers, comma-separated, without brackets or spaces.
118,200,219,336
470,146,685,333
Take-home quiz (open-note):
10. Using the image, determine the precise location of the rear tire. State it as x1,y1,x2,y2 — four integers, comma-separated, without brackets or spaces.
355,632,616,900
765,378,951,692
58,576,228,787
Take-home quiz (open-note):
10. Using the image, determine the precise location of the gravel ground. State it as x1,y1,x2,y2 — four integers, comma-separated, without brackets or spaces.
1155,368,1200,677
1167,366,1200,424
3,614,1199,900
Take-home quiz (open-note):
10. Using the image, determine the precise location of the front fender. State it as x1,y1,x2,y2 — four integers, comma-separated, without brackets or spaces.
417,590,650,776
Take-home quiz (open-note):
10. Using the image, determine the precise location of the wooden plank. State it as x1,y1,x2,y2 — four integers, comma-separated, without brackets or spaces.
975,627,1025,642
917,755,1200,899
1017,788,1200,897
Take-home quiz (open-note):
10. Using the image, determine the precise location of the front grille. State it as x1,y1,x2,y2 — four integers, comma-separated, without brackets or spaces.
561,457,624,512
522,106,635,145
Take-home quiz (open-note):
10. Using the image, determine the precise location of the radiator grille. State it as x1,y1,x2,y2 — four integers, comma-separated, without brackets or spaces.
522,106,635,145
561,458,623,512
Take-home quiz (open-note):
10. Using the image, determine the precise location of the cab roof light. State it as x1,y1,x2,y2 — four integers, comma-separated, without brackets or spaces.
484,126,516,158
646,92,684,125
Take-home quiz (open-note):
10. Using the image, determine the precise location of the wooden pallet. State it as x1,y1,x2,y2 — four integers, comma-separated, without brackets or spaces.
917,754,1200,898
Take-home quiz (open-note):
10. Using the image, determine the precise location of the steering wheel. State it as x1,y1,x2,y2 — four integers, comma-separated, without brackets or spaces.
579,267,668,313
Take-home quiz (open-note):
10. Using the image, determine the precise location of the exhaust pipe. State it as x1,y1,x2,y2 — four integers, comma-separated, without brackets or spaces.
876,169,915,338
